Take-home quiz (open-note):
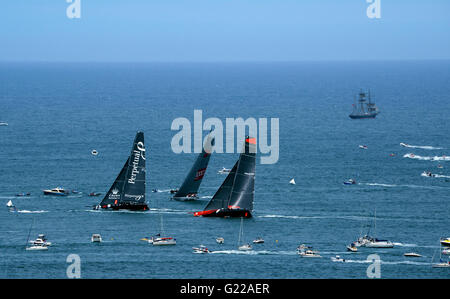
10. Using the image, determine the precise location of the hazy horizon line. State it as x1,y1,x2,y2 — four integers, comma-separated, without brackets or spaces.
1,58,449,64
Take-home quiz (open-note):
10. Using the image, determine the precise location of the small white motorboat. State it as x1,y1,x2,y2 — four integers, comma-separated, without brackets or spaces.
253,237,264,244
343,179,357,185
43,187,69,196
238,243,252,251
298,249,321,258
289,178,296,185
0,122,8,126
297,244,321,257
331,255,346,262
30,234,52,247
91,234,102,243
421,171,436,178
26,245,49,251
193,245,210,254
91,149,98,156
216,237,224,244
218,167,231,174
404,252,422,257
359,145,368,150
152,237,176,246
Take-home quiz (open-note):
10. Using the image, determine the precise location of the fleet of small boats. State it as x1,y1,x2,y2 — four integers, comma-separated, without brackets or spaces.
5,129,447,273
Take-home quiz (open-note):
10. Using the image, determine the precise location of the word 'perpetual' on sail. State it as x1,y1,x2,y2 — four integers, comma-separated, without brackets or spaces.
194,136,256,218
94,131,148,211
349,90,379,119
173,133,215,201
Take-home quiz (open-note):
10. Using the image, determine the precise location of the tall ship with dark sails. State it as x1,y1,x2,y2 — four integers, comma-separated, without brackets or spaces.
194,137,256,218
94,131,148,211
349,90,379,119
173,133,215,201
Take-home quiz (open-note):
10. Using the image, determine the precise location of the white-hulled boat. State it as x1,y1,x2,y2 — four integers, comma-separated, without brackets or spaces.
238,244,252,251
237,217,252,251
193,245,210,254
218,167,231,174
216,237,224,244
91,234,102,243
359,145,368,150
43,187,69,196
152,237,176,246
26,245,49,251
297,244,321,257
404,252,422,257
365,239,394,248
343,179,357,185
253,237,264,244
298,249,321,258
432,240,450,268
30,234,52,247
442,249,450,255
331,255,346,262
360,210,394,248
25,221,50,251
347,243,358,252
0,122,8,126
289,178,296,185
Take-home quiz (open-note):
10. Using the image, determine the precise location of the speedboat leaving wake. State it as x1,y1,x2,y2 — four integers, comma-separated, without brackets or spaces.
403,153,450,161
400,143,443,150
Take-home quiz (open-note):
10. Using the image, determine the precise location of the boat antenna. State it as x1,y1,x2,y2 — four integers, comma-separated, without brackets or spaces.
25,216,35,248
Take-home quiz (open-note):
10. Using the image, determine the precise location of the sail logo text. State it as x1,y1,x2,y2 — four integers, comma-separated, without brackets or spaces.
171,110,279,164
128,150,142,184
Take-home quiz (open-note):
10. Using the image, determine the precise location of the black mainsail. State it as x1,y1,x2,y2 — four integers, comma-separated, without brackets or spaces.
95,131,148,211
173,134,215,201
194,137,256,218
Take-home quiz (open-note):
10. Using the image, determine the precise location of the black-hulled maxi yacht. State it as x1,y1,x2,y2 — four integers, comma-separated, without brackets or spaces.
173,133,215,201
194,137,256,218
94,131,148,211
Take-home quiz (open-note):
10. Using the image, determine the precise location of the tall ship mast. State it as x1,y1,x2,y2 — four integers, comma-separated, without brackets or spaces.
94,131,148,211
194,136,256,218
349,90,379,119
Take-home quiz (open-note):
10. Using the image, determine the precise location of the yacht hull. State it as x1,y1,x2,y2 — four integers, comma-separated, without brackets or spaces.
194,208,252,218
95,203,149,211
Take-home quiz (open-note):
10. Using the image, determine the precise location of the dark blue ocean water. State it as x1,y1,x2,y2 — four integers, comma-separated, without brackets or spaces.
0,61,449,279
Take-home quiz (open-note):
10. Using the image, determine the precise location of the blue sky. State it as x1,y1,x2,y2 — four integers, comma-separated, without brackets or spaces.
1,0,449,62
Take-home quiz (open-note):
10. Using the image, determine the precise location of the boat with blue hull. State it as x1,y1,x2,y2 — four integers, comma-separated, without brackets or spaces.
349,90,379,119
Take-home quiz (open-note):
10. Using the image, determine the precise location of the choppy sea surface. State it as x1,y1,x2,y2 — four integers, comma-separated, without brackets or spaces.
0,61,449,278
